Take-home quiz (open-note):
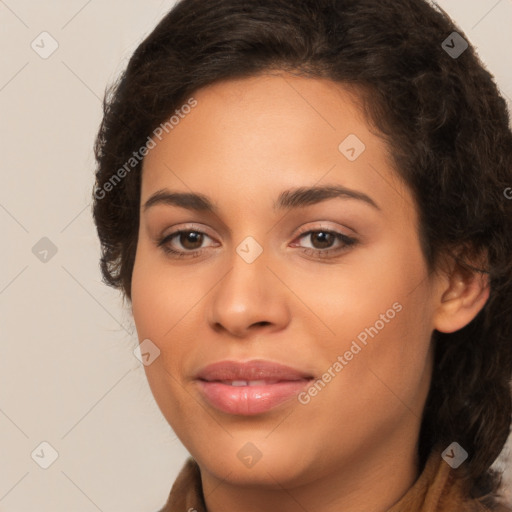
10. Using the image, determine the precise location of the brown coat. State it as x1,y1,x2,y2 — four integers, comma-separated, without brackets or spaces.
158,451,512,512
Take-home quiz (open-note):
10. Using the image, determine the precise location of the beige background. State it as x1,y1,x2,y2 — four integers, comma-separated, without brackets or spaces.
0,1,511,510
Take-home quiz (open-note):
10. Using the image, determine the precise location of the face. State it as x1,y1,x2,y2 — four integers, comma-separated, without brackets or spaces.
131,73,441,489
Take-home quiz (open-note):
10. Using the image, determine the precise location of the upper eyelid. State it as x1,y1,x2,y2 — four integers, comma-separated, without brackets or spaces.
161,223,352,238
161,219,355,237
294,223,354,236
161,223,216,239
161,225,355,250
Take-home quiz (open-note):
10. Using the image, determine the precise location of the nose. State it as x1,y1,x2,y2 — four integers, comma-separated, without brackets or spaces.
206,247,291,338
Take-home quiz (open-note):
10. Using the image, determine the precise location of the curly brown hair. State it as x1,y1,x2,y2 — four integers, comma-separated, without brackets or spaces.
92,0,512,507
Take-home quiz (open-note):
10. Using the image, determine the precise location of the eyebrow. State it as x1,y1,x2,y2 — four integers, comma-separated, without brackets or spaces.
143,185,380,213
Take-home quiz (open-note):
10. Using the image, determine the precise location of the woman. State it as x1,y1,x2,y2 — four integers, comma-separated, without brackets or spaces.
92,0,512,510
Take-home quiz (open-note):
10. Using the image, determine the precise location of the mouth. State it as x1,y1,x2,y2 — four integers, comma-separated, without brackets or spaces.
195,360,314,416
212,380,283,386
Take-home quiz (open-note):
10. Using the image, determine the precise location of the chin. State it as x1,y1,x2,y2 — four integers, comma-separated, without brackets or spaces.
183,428,319,487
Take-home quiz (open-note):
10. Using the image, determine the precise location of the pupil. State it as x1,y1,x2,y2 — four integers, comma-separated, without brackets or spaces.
313,232,333,249
181,231,202,249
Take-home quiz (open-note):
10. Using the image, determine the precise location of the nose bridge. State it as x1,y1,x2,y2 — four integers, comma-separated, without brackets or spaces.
207,235,289,336
217,238,272,311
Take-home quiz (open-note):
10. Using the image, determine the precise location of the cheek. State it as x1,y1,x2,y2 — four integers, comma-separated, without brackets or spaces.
130,238,212,384
131,247,197,424
308,234,430,348
302,234,434,407
131,239,202,338
131,256,159,340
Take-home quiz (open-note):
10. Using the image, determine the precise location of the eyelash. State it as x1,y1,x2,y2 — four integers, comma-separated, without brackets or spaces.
157,227,358,260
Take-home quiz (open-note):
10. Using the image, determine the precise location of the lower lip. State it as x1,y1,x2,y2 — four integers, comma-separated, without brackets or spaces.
197,380,311,415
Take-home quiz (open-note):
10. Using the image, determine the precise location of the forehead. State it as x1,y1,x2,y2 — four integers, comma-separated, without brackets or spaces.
141,73,412,219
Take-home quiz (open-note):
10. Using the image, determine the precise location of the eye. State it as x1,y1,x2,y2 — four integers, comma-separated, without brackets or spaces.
157,227,358,260
292,229,358,258
157,229,217,258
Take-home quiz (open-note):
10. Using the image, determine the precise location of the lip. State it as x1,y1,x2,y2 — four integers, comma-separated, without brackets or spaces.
195,360,314,416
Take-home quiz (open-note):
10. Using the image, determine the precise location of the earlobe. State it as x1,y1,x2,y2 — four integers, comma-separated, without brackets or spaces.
434,266,490,334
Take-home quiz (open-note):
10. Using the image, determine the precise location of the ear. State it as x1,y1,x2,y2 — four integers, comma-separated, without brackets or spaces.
433,258,490,334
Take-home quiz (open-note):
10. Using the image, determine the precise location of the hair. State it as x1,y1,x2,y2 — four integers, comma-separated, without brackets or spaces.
93,0,512,507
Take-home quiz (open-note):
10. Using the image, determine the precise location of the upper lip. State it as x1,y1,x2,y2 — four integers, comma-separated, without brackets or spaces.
196,360,314,382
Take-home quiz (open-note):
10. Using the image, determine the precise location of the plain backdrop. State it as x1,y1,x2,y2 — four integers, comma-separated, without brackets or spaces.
1,1,511,510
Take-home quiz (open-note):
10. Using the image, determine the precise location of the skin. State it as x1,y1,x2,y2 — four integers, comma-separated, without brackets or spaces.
130,72,489,512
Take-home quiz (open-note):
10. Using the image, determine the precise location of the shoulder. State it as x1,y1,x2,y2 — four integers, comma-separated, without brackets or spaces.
157,457,205,512
466,493,512,512
493,503,512,512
